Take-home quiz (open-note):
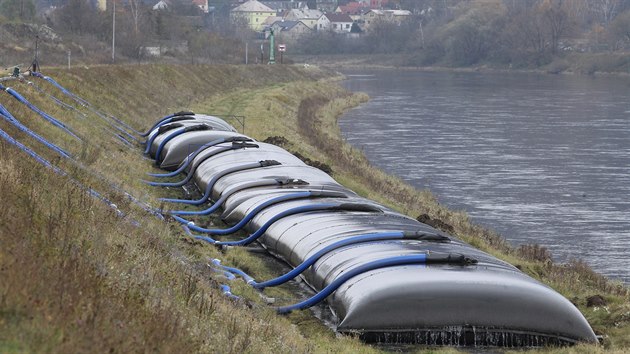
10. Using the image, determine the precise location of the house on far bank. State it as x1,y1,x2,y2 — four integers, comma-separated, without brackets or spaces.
317,13,354,33
231,0,276,31
314,0,338,12
267,20,313,44
150,0,208,13
152,0,169,11
362,9,411,31
282,7,323,30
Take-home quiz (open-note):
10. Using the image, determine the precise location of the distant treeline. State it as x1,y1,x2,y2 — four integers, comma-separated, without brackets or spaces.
295,0,630,69
2,0,630,70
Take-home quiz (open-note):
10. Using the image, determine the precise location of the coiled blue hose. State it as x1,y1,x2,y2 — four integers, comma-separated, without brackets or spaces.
1,84,82,141
0,104,71,158
160,160,279,205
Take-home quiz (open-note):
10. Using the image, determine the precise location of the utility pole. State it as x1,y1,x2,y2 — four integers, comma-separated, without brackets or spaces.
112,0,116,63
32,34,39,72
245,42,248,64
268,28,275,64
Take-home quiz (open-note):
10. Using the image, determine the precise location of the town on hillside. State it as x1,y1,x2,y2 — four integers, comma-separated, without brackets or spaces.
2,0,630,69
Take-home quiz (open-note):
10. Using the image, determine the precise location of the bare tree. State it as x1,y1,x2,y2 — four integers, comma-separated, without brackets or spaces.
127,0,142,35
538,0,572,53
589,0,621,26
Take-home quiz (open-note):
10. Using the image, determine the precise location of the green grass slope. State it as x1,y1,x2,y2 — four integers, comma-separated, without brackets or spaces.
0,64,628,353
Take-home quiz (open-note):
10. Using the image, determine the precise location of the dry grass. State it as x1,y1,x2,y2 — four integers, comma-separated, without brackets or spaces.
190,74,630,353
1,63,628,353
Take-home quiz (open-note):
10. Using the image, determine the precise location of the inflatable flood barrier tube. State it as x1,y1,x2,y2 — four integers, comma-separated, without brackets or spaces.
145,121,226,157
146,114,237,135
220,185,358,219
192,146,307,182
204,165,340,202
239,208,597,345
144,114,598,346
157,132,253,170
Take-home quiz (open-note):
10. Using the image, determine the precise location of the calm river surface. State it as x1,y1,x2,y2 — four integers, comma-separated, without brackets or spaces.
339,69,630,283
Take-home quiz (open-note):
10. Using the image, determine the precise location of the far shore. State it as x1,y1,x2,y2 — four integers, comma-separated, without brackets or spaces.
291,53,630,78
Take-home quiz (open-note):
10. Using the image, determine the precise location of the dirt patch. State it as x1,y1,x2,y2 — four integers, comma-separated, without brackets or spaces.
263,136,333,175
416,213,455,234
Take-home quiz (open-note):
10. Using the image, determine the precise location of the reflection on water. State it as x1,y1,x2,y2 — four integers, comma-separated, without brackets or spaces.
340,70,630,283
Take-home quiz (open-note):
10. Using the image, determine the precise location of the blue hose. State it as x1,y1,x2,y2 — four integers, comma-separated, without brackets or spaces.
213,231,450,290
143,146,233,188
148,136,251,178
140,111,195,137
0,126,123,217
220,284,240,301
160,160,279,205
165,179,311,217
193,202,356,247
32,73,90,106
144,124,176,154
253,232,405,288
276,254,429,314
154,127,191,165
166,178,290,216
1,81,161,221
144,142,258,187
33,73,144,136
210,259,255,283
1,84,82,141
148,138,226,177
175,191,313,232
153,124,212,165
0,104,71,158
27,81,82,113
25,76,140,143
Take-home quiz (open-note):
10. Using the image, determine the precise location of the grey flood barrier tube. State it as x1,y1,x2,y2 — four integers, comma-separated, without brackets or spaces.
188,202,384,246
160,160,282,205
166,177,310,216
143,114,598,346
143,141,259,187
213,231,450,289
145,119,239,158
153,134,252,172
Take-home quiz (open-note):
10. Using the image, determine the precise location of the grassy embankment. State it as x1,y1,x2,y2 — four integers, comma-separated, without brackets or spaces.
0,64,628,353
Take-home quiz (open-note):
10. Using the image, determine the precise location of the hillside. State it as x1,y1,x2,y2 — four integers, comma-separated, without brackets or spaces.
1,64,629,353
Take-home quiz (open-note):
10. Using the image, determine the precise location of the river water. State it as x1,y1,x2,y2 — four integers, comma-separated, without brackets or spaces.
339,69,630,283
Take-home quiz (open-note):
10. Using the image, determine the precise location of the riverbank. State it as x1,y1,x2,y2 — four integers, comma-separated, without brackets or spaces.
293,53,630,77
0,64,628,352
